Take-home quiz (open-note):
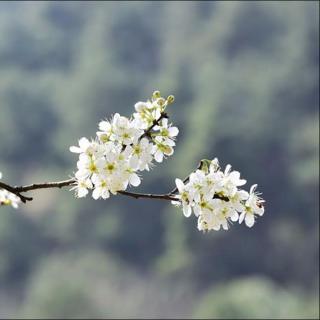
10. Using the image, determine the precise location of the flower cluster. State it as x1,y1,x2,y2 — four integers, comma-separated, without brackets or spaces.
173,159,265,231
70,91,178,199
0,172,21,208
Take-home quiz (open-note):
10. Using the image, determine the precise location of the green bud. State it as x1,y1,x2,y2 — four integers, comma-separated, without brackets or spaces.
167,95,175,104
199,159,211,174
157,97,166,106
152,90,161,99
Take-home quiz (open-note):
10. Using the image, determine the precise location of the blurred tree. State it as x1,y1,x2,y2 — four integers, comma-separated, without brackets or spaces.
0,1,318,318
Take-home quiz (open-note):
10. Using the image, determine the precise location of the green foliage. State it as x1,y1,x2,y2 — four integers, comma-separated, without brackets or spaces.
194,277,319,319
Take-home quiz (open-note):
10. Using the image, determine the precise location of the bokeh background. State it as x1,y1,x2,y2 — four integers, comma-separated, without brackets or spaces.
0,1,319,319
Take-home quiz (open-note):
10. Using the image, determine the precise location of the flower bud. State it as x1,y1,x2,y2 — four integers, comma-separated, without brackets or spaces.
157,97,166,107
152,90,161,99
167,95,175,104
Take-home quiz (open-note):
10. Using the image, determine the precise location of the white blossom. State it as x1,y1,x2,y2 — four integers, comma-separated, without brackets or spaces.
70,177,93,198
174,178,194,217
174,159,265,232
70,138,103,157
70,91,178,200
154,118,179,144
91,175,110,200
152,138,175,163
127,138,154,171
239,184,265,227
68,92,265,233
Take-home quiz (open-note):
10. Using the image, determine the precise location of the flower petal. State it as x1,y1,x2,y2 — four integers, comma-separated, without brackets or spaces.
175,179,185,193
92,188,101,200
154,150,163,163
69,146,81,153
169,127,179,137
129,173,141,187
245,214,255,228
183,204,192,217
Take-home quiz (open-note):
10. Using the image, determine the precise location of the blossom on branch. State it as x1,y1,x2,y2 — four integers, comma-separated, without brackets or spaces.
70,91,178,199
0,91,265,234
172,158,265,231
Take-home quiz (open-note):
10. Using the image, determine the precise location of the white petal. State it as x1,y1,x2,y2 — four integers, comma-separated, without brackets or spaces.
175,179,184,193
92,188,101,200
250,184,258,194
129,155,139,170
134,102,146,112
171,199,180,206
140,138,149,147
239,212,246,224
213,224,221,231
154,150,163,163
193,205,201,217
12,202,19,209
69,146,81,153
75,170,89,179
238,179,247,186
256,205,265,216
79,153,90,163
165,139,175,147
161,119,168,128
129,173,141,187
168,127,179,137
183,204,192,217
99,121,111,132
84,179,93,189
79,137,90,150
230,211,239,222
222,221,229,230
225,164,232,175
102,190,110,199
245,214,255,228
78,187,88,198
229,171,240,180
239,190,249,200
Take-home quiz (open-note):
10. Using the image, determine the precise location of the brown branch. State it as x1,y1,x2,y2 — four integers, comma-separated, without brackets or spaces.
0,178,179,205
0,158,229,205
118,190,178,201
14,178,76,193
0,181,34,203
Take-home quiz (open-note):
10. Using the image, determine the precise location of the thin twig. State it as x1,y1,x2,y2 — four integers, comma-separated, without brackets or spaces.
139,112,168,140
118,190,178,201
14,178,76,193
0,181,33,203
0,178,179,205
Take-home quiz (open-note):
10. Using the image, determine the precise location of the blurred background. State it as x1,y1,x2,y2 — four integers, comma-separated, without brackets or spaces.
0,1,319,318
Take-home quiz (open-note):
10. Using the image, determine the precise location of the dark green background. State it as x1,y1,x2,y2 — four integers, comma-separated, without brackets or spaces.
0,1,318,318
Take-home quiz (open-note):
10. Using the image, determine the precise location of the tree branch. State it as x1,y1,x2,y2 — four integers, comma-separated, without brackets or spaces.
0,178,179,205
0,111,178,206
118,190,178,201
14,178,76,193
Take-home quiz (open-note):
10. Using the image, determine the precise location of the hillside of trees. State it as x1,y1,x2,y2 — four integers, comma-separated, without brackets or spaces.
0,2,318,318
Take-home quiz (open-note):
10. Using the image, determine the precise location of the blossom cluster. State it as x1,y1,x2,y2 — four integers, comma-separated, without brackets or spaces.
0,172,21,208
70,91,178,199
173,159,265,231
